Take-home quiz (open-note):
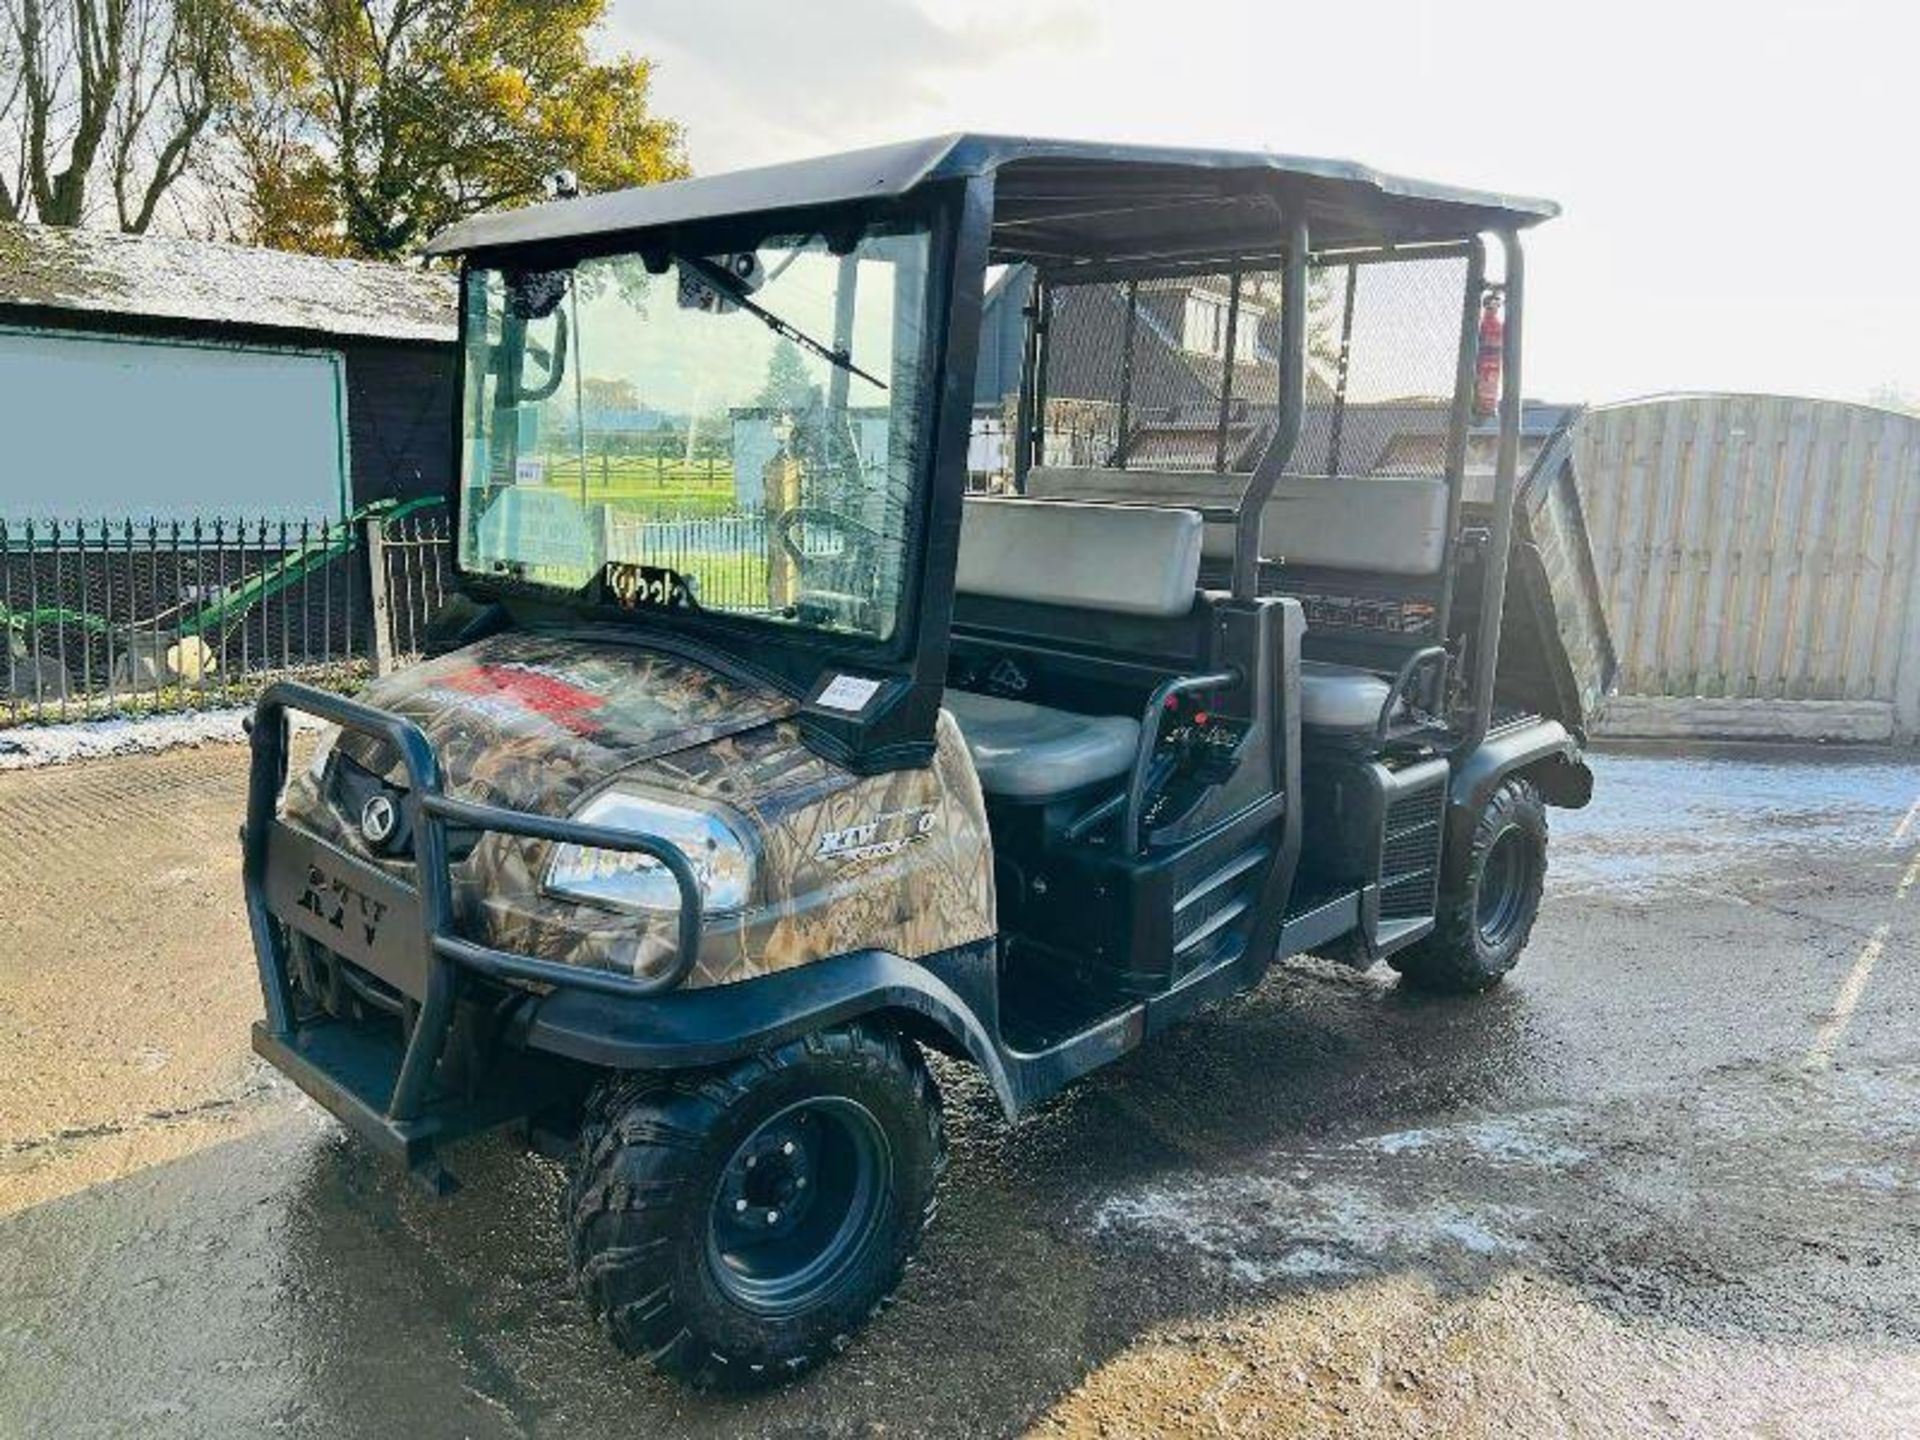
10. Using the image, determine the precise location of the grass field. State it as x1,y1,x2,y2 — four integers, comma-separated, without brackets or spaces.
530,452,742,517
522,452,871,613
533,456,772,609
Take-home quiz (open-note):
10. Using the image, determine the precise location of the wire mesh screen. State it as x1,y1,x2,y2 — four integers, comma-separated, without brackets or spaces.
1295,253,1471,479
1037,268,1286,473
1030,253,1469,479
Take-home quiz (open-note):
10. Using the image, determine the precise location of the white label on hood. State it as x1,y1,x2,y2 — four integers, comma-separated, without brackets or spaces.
816,674,882,713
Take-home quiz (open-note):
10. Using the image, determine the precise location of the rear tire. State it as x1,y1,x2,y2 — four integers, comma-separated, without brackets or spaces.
1390,776,1547,994
562,1024,945,1389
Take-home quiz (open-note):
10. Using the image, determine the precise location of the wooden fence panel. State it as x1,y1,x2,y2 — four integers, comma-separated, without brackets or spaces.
1573,395,1920,739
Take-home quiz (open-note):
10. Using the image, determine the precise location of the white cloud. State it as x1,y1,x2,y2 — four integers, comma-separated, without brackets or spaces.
610,0,1097,168
607,0,1919,404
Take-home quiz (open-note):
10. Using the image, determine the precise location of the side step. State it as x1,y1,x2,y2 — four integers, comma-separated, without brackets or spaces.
253,1019,542,1192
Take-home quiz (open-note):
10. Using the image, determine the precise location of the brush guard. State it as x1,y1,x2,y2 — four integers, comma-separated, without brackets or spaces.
241,679,704,1181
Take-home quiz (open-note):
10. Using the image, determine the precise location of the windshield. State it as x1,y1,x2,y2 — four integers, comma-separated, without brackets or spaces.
458,218,934,643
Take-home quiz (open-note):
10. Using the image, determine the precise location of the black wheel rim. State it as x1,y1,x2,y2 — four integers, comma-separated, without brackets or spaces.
705,1096,892,1318
1475,826,1533,950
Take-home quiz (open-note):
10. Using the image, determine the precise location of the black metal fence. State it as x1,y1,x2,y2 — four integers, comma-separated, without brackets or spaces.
368,506,454,668
0,505,455,727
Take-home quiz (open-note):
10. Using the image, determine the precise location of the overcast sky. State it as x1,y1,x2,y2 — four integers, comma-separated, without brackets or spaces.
607,0,1914,409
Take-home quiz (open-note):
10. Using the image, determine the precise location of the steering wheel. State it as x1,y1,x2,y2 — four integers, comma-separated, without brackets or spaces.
770,507,882,624
518,309,569,402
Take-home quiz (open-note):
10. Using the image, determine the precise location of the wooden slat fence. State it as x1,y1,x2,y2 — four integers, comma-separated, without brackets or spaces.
1573,395,1920,740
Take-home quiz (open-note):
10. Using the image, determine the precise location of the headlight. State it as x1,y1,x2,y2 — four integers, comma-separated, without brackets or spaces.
546,788,753,915
306,724,340,784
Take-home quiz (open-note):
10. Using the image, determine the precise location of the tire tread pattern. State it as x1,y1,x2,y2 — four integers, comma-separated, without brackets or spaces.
1390,776,1548,994
562,1023,944,1388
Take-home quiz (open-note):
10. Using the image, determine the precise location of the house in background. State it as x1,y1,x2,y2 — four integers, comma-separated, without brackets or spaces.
972,264,1337,479
0,222,456,523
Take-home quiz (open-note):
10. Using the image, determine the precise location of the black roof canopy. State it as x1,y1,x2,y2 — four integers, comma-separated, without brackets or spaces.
424,133,1557,265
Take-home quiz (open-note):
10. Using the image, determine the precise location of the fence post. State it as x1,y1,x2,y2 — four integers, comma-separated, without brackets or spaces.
1892,531,1920,744
364,515,394,678
597,504,616,570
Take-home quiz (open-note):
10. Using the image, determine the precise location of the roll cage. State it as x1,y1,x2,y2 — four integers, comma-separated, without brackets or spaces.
428,134,1555,771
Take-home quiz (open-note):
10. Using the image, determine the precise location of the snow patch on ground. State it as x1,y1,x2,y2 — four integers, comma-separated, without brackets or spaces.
1363,1111,1589,1169
1811,1162,1906,1193
0,708,323,770
1090,1169,1532,1285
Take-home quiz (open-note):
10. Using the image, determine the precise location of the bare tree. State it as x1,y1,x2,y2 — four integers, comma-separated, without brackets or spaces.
109,0,231,231
0,24,22,219
0,0,234,229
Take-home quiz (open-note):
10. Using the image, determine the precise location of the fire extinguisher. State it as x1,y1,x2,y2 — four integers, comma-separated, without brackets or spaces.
1474,287,1504,421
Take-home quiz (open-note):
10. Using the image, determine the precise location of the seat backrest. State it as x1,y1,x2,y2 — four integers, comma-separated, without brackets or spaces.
957,496,1202,618
1027,466,1449,576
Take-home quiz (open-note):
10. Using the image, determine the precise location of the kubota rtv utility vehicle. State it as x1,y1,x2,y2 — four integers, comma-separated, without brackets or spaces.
243,136,1601,1386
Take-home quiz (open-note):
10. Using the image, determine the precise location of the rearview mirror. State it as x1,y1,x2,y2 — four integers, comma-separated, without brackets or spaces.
677,252,764,313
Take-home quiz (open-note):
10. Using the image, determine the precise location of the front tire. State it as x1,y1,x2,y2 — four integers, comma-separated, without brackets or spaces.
1390,776,1547,993
563,1024,945,1388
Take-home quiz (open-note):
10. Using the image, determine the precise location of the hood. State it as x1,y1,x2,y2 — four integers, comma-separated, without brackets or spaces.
338,630,796,814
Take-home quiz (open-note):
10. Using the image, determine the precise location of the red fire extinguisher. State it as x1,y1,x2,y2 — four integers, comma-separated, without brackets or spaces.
1474,288,1504,421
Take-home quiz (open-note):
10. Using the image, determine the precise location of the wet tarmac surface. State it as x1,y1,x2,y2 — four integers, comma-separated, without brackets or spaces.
3,740,1919,1435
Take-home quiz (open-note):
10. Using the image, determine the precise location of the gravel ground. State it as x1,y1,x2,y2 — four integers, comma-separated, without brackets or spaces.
2,739,1918,1437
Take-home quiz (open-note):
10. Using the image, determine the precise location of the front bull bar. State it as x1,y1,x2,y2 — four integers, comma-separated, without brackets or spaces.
242,679,704,1128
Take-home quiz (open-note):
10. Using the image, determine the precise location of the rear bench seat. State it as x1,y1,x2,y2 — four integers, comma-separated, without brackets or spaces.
1025,465,1449,576
1025,467,1444,740
947,497,1203,799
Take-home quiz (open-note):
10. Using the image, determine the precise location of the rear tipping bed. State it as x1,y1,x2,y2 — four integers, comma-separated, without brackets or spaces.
1461,406,1618,736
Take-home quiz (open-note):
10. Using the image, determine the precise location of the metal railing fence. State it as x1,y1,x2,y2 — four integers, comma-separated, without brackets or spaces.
1,516,365,726
367,507,454,672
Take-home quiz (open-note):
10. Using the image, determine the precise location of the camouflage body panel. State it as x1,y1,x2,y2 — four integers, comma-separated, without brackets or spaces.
282,630,996,989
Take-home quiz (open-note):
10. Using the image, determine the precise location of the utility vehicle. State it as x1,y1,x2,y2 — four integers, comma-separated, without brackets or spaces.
243,135,1602,1387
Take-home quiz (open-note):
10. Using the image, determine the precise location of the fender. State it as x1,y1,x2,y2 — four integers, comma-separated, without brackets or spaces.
1447,717,1593,862
519,941,1020,1119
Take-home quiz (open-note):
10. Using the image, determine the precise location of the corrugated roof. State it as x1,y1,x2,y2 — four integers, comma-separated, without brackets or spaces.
0,222,456,343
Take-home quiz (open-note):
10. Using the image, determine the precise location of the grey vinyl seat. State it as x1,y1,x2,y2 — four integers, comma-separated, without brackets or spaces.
943,691,1141,800
1020,470,1441,746
1298,661,1400,735
947,497,1202,800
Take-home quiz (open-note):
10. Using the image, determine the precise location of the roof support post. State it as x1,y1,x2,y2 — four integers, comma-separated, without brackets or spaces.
1463,229,1525,749
1012,273,1040,492
1434,236,1487,649
1233,211,1308,600
1031,280,1054,467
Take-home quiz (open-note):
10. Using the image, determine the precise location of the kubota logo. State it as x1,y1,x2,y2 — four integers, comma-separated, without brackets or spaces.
360,794,398,847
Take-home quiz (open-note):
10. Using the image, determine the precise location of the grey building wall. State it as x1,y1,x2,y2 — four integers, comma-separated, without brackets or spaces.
0,303,455,519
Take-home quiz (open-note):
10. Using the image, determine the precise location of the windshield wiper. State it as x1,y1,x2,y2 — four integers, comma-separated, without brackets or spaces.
684,256,887,391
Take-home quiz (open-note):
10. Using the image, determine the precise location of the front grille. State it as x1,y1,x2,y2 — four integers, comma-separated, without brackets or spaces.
1379,778,1444,920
